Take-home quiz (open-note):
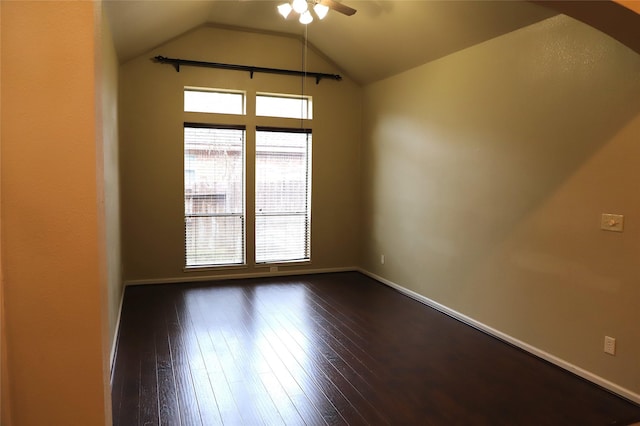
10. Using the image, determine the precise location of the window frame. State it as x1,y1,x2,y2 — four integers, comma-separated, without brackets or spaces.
254,126,312,265
182,86,314,269
183,122,247,268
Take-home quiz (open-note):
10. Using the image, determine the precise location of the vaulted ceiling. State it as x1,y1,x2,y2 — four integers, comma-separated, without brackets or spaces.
104,0,638,85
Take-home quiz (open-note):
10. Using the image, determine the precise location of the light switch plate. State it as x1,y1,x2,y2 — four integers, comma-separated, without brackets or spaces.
601,214,624,232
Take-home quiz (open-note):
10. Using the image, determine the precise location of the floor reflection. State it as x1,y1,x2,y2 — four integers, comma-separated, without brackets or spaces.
113,273,640,425
181,282,322,424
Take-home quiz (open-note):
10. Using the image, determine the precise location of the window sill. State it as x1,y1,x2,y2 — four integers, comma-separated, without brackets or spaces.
183,264,248,273
255,259,311,268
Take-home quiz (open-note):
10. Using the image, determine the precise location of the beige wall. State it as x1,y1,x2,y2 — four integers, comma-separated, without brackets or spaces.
120,26,362,283
1,2,111,424
0,0,7,421
361,14,640,398
100,3,123,367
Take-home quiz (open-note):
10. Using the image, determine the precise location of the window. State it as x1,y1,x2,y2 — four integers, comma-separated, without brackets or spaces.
184,88,245,115
183,87,312,268
184,124,245,267
256,93,312,119
255,128,311,263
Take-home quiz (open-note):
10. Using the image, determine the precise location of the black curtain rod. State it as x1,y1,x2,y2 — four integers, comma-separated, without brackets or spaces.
152,56,342,84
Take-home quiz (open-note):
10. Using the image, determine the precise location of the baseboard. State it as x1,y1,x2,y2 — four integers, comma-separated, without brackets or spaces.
358,268,640,405
109,288,125,384
124,266,358,287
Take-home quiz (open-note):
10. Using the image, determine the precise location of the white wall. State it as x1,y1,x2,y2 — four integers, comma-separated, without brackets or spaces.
100,3,123,371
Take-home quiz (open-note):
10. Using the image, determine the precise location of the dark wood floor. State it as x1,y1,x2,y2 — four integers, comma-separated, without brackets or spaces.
111,272,640,425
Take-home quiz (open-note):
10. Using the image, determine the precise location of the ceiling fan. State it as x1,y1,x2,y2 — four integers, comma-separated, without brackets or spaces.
318,0,357,16
278,0,356,24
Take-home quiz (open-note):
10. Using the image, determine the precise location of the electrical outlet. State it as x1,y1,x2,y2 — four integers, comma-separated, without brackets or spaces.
604,336,616,355
601,214,624,232
380,254,385,265
270,266,278,273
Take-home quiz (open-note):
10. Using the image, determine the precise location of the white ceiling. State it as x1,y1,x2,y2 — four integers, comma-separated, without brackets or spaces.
105,0,558,85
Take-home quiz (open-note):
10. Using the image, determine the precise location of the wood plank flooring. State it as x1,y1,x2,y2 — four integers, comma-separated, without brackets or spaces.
111,272,640,425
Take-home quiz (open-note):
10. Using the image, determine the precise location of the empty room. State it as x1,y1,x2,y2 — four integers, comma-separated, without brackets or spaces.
1,0,640,425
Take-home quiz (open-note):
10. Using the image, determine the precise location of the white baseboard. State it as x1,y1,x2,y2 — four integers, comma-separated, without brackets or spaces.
109,288,125,384
358,268,640,405
124,266,358,287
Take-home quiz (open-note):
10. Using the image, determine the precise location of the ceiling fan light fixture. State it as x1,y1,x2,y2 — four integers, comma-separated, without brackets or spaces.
292,0,308,14
299,10,313,24
313,3,329,19
277,3,293,18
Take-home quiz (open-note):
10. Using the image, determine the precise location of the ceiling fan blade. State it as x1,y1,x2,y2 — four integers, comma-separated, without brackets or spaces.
319,0,357,16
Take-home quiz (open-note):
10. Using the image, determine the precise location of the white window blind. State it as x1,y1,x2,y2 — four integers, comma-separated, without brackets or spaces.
184,124,245,267
255,128,311,263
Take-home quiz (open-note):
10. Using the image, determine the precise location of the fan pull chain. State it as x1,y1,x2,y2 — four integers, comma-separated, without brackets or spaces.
301,24,308,129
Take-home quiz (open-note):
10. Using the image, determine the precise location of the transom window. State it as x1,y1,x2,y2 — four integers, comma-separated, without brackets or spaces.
256,93,312,119
184,88,245,115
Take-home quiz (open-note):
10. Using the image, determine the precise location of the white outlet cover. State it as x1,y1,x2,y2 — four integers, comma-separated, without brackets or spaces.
604,336,616,355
